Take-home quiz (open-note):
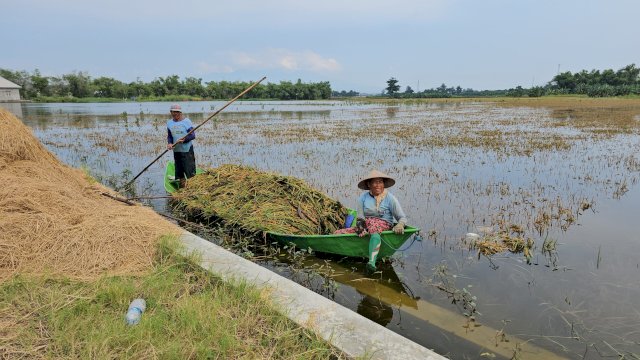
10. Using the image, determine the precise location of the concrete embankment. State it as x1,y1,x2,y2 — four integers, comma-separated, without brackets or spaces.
179,232,446,360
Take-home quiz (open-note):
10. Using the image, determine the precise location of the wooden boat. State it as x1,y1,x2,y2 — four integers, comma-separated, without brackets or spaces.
164,161,204,193
267,226,420,259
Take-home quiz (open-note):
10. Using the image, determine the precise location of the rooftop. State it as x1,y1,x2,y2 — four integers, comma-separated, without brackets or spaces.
0,76,21,89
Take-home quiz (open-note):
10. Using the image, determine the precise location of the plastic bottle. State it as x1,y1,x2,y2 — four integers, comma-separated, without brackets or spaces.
465,233,480,241
125,298,146,325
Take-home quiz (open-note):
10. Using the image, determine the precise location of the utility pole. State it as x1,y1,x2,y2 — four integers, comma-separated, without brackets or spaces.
417,80,420,93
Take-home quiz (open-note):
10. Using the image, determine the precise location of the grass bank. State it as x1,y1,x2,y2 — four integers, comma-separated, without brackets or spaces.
0,236,345,359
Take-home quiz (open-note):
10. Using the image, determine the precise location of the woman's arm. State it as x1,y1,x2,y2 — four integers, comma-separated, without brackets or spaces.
389,194,407,225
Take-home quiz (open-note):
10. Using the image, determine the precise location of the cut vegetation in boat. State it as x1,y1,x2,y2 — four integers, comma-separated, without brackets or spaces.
169,163,349,236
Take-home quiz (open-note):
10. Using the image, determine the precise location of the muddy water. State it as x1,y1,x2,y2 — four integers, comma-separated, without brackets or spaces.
6,100,640,359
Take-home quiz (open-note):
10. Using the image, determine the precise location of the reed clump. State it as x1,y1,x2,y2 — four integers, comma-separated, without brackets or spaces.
171,165,348,236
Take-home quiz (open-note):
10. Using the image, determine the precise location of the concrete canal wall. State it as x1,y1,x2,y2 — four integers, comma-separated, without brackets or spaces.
179,232,447,360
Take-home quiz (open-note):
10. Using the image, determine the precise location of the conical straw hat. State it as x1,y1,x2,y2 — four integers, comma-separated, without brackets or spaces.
357,170,396,190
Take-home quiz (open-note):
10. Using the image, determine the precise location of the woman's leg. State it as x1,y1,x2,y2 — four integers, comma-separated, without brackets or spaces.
367,233,381,273
364,218,391,273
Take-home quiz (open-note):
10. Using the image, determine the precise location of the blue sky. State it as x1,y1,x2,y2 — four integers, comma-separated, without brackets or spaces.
3,0,639,93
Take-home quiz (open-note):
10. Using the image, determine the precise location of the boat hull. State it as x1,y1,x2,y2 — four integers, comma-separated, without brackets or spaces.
164,161,204,193
267,226,420,259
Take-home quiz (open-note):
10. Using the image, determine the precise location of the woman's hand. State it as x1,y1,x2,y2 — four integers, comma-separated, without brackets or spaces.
393,222,405,234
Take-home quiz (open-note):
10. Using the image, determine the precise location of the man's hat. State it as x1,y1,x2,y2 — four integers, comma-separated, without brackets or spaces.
169,104,182,113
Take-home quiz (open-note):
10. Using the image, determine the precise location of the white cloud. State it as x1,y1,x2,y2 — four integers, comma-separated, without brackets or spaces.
197,49,342,74
196,62,234,74
279,55,298,70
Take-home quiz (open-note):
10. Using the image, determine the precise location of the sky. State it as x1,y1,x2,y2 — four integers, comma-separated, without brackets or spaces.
2,0,639,93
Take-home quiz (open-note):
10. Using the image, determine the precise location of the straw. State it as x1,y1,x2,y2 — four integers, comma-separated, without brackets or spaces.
0,108,179,283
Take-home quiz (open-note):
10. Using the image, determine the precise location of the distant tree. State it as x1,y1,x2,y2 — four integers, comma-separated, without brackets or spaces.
507,86,526,97
63,71,91,97
48,76,68,97
127,78,151,98
386,77,400,97
528,86,545,97
163,75,181,95
404,86,414,94
31,69,49,97
92,76,127,98
551,71,576,91
183,76,205,97
1,67,330,101
550,63,640,96
616,63,639,85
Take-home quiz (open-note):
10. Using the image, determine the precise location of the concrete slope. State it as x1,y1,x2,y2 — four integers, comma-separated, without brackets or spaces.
179,232,446,360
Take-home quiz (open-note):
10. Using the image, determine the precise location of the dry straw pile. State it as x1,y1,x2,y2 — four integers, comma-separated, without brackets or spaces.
0,108,179,283
172,164,348,236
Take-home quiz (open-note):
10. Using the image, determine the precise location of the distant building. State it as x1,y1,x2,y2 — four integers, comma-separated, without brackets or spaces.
0,76,21,101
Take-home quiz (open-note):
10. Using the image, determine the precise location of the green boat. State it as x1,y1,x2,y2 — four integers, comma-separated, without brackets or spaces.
164,161,205,193
267,226,420,259
165,162,420,258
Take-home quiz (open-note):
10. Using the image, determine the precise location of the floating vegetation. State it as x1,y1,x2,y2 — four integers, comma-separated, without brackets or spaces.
465,231,534,263
425,263,481,328
171,164,348,236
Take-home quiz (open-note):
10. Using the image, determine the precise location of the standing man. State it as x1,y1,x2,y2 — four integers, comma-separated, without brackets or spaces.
167,104,196,188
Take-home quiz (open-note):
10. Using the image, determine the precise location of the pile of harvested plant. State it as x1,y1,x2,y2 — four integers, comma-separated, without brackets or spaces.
171,164,349,236
0,108,179,283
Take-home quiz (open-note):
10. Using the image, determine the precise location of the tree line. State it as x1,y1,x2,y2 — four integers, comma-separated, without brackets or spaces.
0,69,332,101
384,64,640,98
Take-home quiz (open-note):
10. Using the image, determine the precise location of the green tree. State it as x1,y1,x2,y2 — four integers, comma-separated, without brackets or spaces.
386,77,400,97
183,77,205,97
163,75,181,95
63,71,91,97
552,71,576,92
48,76,68,97
92,76,128,98
31,69,50,97
616,64,639,85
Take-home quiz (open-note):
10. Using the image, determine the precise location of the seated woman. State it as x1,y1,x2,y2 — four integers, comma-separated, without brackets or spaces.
335,170,407,273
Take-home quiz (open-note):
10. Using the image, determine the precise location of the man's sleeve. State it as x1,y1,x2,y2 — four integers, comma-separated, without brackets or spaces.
183,127,196,142
167,128,174,144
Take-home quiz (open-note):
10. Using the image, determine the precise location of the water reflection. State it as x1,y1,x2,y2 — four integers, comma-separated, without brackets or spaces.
0,102,23,118
357,295,394,326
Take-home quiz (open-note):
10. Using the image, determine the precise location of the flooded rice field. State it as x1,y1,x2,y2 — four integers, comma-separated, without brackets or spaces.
6,98,640,359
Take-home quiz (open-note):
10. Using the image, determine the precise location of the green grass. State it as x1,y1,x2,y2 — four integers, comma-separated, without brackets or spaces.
0,236,344,359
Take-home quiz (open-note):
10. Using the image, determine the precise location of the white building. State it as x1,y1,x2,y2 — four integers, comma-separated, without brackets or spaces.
0,76,21,101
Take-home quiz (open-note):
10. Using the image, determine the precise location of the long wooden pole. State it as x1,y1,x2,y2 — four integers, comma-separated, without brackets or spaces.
120,76,266,190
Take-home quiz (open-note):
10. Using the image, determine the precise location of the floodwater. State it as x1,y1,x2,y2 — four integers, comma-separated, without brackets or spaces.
5,99,640,359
